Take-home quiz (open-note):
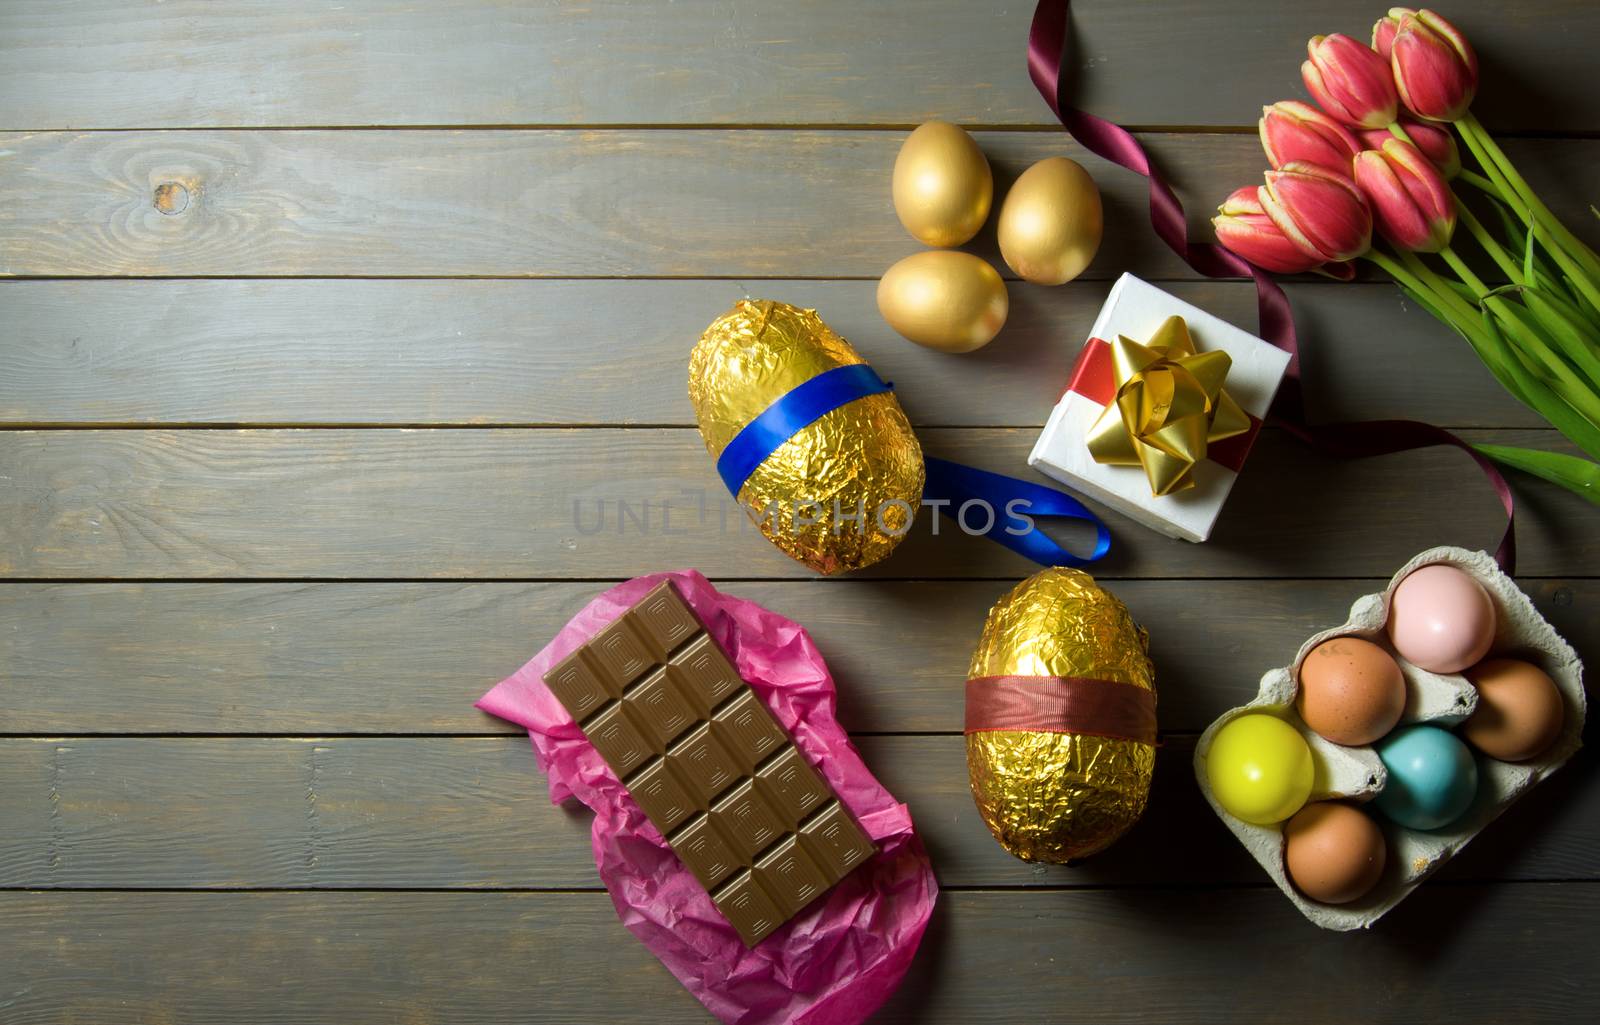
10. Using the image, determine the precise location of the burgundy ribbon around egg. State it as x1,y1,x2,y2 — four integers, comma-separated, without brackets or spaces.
965,675,1158,744
1027,0,1516,572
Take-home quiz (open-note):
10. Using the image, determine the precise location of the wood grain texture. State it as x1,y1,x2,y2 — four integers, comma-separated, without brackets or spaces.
1,736,1594,890
2,1,1596,131
2,131,1596,278
2,580,1593,735
2,887,1597,1024
0,278,1546,428
0,427,1584,580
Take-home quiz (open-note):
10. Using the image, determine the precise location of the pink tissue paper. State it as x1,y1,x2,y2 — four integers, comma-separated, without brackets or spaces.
477,570,937,1025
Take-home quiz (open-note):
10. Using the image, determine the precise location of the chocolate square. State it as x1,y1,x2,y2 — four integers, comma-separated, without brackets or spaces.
673,815,741,891
627,669,697,749
670,723,742,805
713,871,786,947
584,703,653,779
756,746,829,827
799,802,875,877
670,633,744,714
712,690,786,772
543,649,616,723
711,779,786,861
629,759,696,834
755,835,831,914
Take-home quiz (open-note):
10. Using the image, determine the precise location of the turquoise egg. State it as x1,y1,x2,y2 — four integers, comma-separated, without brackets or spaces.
1374,725,1479,831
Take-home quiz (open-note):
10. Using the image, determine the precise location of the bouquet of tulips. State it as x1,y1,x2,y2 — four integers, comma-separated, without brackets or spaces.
1211,8,1600,502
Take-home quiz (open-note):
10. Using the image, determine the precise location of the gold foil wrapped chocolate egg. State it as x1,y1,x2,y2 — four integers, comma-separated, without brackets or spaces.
996,157,1103,285
891,121,993,247
966,568,1156,863
877,250,1009,353
689,299,924,575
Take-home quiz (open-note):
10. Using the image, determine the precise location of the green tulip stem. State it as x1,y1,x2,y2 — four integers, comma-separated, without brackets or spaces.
1456,117,1600,315
1456,168,1500,198
1387,121,1416,146
1452,201,1523,284
1458,112,1600,284
1388,248,1469,313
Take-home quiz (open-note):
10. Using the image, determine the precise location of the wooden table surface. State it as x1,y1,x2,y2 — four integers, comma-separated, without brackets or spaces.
2,2,1598,1022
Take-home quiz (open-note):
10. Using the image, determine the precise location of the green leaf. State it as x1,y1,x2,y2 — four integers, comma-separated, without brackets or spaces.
1475,444,1600,505
1524,217,1539,287
1522,286,1600,393
1476,308,1600,461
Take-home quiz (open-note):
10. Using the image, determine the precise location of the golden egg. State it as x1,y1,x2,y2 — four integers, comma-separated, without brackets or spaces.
891,121,993,247
997,156,1103,285
877,250,1008,354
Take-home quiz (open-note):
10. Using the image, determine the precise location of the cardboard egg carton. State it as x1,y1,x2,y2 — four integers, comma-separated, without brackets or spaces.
1194,546,1586,930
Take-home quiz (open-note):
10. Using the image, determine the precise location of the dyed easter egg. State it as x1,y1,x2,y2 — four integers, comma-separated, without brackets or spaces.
1386,564,1496,674
1374,725,1478,830
1206,713,1314,825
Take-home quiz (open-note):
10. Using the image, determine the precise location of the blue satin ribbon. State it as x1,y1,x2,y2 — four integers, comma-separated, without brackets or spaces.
715,366,1111,568
716,363,892,495
924,457,1111,568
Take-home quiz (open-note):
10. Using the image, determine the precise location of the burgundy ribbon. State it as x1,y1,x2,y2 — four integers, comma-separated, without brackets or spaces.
965,675,1157,744
1027,0,1515,572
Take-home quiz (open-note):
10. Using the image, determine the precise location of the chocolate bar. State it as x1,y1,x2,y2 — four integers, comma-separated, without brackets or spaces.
543,581,876,945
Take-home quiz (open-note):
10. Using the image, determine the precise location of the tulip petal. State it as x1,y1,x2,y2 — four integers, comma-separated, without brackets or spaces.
1212,210,1323,274
1305,34,1399,128
1392,12,1477,121
1260,99,1363,173
1264,164,1373,262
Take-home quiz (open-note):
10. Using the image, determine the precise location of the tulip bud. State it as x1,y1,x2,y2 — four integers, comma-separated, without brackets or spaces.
1302,34,1400,129
1390,9,1478,122
1358,118,1460,179
1371,8,1412,59
1213,187,1324,274
1260,100,1363,175
1352,138,1456,253
1259,162,1374,263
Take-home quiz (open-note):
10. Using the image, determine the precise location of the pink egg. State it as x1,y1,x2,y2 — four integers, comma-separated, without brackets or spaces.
1386,564,1496,674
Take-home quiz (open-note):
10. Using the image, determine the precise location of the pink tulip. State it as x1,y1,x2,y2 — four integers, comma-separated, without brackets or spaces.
1302,34,1400,129
1260,100,1363,174
1214,187,1326,274
1389,9,1478,122
1353,138,1456,252
1259,162,1373,263
1371,8,1406,59
1357,118,1461,178
1213,187,1325,274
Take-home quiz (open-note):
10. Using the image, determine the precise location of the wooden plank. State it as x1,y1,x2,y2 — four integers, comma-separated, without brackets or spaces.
1,1,1595,132
0,427,1584,580
2,131,1595,278
0,278,1544,429
2,580,1593,735
2,887,1596,1023
1,736,1593,891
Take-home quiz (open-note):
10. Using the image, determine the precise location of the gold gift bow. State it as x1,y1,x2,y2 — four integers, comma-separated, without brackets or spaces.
1085,315,1251,497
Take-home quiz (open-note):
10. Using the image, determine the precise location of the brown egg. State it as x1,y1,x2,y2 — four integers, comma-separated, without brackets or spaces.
1463,658,1566,762
877,250,1008,353
996,156,1103,285
891,121,993,247
1296,636,1407,746
1284,801,1387,904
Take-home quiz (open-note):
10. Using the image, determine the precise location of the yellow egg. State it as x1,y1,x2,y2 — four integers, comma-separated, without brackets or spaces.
891,121,993,247
877,250,1008,354
997,156,1103,285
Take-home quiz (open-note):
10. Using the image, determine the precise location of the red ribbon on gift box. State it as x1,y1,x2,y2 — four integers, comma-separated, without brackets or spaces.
1065,336,1261,475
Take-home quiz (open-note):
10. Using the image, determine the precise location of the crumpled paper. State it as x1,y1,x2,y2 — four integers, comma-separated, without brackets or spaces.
476,570,937,1025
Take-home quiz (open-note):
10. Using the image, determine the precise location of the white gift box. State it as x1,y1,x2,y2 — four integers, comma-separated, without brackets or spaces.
1028,273,1292,543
